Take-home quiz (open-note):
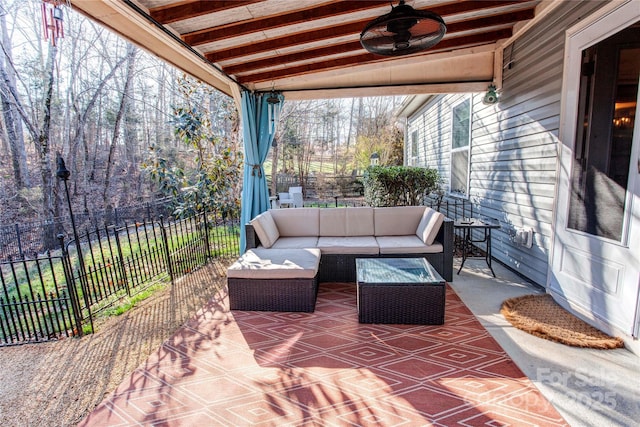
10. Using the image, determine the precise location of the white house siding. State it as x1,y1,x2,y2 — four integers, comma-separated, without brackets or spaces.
405,1,605,286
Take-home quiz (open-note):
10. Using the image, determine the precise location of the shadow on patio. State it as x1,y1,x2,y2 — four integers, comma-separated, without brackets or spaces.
70,261,639,426
78,259,639,427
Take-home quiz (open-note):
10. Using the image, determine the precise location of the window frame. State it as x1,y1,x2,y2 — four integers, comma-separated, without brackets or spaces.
449,97,472,198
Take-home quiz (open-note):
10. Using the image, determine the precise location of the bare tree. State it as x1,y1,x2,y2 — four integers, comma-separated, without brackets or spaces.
102,44,137,207
0,9,29,190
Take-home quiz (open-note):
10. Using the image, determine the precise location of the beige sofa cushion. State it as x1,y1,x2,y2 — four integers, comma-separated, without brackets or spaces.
250,211,279,248
374,206,426,236
227,248,321,279
319,207,374,236
316,236,379,254
376,236,444,254
271,236,319,249
319,208,345,236
416,207,445,245
270,208,319,236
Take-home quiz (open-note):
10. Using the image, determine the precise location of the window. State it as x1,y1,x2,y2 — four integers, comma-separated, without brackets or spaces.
409,130,418,165
450,99,471,196
566,25,639,241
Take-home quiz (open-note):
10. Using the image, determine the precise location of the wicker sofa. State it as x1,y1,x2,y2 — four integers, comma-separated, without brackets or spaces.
245,206,453,282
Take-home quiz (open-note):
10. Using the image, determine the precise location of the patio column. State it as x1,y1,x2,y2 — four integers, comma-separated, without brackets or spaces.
239,91,284,252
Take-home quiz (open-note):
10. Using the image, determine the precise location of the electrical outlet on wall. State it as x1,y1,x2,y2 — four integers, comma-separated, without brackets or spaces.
513,227,533,248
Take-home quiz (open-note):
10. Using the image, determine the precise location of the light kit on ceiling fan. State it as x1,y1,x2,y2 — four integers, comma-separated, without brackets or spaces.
360,0,446,56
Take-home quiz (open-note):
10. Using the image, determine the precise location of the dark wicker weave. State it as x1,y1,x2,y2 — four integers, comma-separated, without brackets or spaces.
357,281,445,324
245,217,454,282
228,276,319,312
356,258,446,324
318,254,376,283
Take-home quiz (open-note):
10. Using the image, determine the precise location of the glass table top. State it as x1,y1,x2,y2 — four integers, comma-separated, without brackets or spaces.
356,258,445,285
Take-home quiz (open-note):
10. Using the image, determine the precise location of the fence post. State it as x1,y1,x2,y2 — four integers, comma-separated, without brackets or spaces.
112,226,131,296
58,234,85,337
159,216,174,285
202,208,212,261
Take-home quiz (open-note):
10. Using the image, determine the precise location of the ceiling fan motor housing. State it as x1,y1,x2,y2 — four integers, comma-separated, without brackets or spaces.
361,1,447,56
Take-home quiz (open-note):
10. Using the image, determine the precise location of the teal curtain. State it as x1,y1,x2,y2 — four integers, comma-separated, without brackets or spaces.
239,91,284,252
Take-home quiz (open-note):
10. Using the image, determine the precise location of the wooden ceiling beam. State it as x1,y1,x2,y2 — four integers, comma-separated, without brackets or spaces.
150,1,264,25
447,8,534,33
207,8,534,62
236,28,514,84
225,41,364,75
183,0,390,46
227,27,513,76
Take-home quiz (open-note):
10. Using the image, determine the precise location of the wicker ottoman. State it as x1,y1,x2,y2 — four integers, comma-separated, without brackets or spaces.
227,248,321,312
356,258,446,324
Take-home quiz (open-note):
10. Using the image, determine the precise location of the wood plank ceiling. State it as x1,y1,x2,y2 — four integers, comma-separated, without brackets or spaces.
73,0,542,100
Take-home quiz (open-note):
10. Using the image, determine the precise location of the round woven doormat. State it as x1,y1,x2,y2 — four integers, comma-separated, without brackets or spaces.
501,294,624,349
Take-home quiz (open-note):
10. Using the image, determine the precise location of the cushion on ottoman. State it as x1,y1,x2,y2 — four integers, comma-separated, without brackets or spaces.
227,248,321,279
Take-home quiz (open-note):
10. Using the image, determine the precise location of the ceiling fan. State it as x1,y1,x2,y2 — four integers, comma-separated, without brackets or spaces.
360,1,447,56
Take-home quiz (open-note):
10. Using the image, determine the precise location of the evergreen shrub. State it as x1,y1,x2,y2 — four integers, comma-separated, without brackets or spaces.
363,166,440,207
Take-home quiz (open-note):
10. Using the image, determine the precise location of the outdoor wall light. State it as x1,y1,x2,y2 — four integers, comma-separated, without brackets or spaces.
483,84,499,105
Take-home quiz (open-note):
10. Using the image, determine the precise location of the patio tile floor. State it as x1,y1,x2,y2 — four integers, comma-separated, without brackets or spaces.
80,279,568,426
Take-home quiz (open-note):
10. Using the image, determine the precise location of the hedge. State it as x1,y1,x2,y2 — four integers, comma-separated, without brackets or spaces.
363,166,440,207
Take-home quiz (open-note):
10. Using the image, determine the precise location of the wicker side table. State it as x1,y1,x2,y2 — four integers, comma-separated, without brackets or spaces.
356,258,446,325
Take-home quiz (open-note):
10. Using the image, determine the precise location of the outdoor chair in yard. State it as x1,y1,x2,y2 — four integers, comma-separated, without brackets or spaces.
289,186,303,207
278,192,293,208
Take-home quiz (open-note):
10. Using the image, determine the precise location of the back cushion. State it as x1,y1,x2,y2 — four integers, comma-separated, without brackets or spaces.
374,206,426,236
250,211,280,248
416,207,445,245
319,208,374,236
319,209,345,236
270,208,319,236
347,207,374,236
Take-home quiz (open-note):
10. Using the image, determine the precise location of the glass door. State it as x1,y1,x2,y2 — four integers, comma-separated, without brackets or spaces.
551,5,640,337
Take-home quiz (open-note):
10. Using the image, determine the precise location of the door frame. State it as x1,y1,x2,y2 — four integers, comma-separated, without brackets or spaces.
549,0,640,337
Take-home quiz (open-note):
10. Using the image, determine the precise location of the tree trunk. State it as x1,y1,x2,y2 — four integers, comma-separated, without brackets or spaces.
270,137,279,195
69,52,129,206
0,12,29,189
102,45,137,207
37,43,58,247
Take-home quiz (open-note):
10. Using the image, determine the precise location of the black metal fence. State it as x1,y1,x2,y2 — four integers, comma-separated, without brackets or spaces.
1,195,477,347
0,197,174,262
0,251,77,344
1,209,239,346
426,197,476,221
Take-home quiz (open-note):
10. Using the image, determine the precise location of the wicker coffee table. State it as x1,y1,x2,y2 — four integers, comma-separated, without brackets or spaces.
356,257,446,325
